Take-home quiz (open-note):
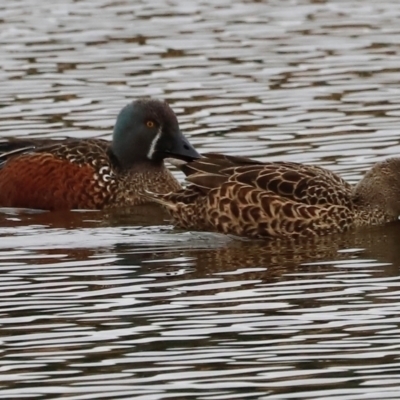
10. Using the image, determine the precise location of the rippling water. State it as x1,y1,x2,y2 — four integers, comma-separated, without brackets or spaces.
2,0,400,399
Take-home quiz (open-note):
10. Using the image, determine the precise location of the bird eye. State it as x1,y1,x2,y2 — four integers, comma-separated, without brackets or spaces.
146,120,155,128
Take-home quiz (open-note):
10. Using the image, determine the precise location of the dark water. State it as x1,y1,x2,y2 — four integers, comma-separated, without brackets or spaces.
2,0,400,399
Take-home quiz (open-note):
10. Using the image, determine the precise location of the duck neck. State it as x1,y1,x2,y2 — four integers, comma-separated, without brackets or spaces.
108,146,164,172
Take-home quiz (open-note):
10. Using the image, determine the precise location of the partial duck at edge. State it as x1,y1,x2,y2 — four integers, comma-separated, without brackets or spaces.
144,153,400,239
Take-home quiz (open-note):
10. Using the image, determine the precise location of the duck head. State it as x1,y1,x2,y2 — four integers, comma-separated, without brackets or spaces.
355,157,400,218
111,98,200,169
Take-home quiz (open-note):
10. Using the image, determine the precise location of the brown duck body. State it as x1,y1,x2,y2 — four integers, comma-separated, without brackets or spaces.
146,153,398,239
0,98,200,211
0,139,181,210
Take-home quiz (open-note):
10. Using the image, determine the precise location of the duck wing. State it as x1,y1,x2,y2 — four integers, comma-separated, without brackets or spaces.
182,153,353,207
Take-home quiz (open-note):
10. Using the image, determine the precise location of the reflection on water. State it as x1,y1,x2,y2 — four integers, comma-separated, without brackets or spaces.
2,0,400,399
2,214,400,399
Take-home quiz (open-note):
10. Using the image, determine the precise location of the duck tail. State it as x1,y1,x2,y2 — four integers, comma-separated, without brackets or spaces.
140,190,178,210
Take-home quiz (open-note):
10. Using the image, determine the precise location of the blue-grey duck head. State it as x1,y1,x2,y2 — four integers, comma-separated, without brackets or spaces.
112,98,200,169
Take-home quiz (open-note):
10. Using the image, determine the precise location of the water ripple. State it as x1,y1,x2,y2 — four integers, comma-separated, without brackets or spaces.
2,0,400,399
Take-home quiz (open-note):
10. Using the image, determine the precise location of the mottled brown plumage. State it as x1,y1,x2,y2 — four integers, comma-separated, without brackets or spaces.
144,153,400,239
0,98,200,211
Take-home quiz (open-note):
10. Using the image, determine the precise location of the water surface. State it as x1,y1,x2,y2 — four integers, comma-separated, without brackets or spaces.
1,0,400,399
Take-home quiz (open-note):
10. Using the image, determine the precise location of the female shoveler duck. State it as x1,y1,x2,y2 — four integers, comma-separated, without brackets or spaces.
0,98,199,211
144,153,400,239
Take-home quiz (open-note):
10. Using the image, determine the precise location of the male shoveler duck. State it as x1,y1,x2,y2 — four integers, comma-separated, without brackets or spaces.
0,98,200,211
143,153,400,239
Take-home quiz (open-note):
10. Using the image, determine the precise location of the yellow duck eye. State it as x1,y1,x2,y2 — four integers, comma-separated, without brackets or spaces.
146,120,155,128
